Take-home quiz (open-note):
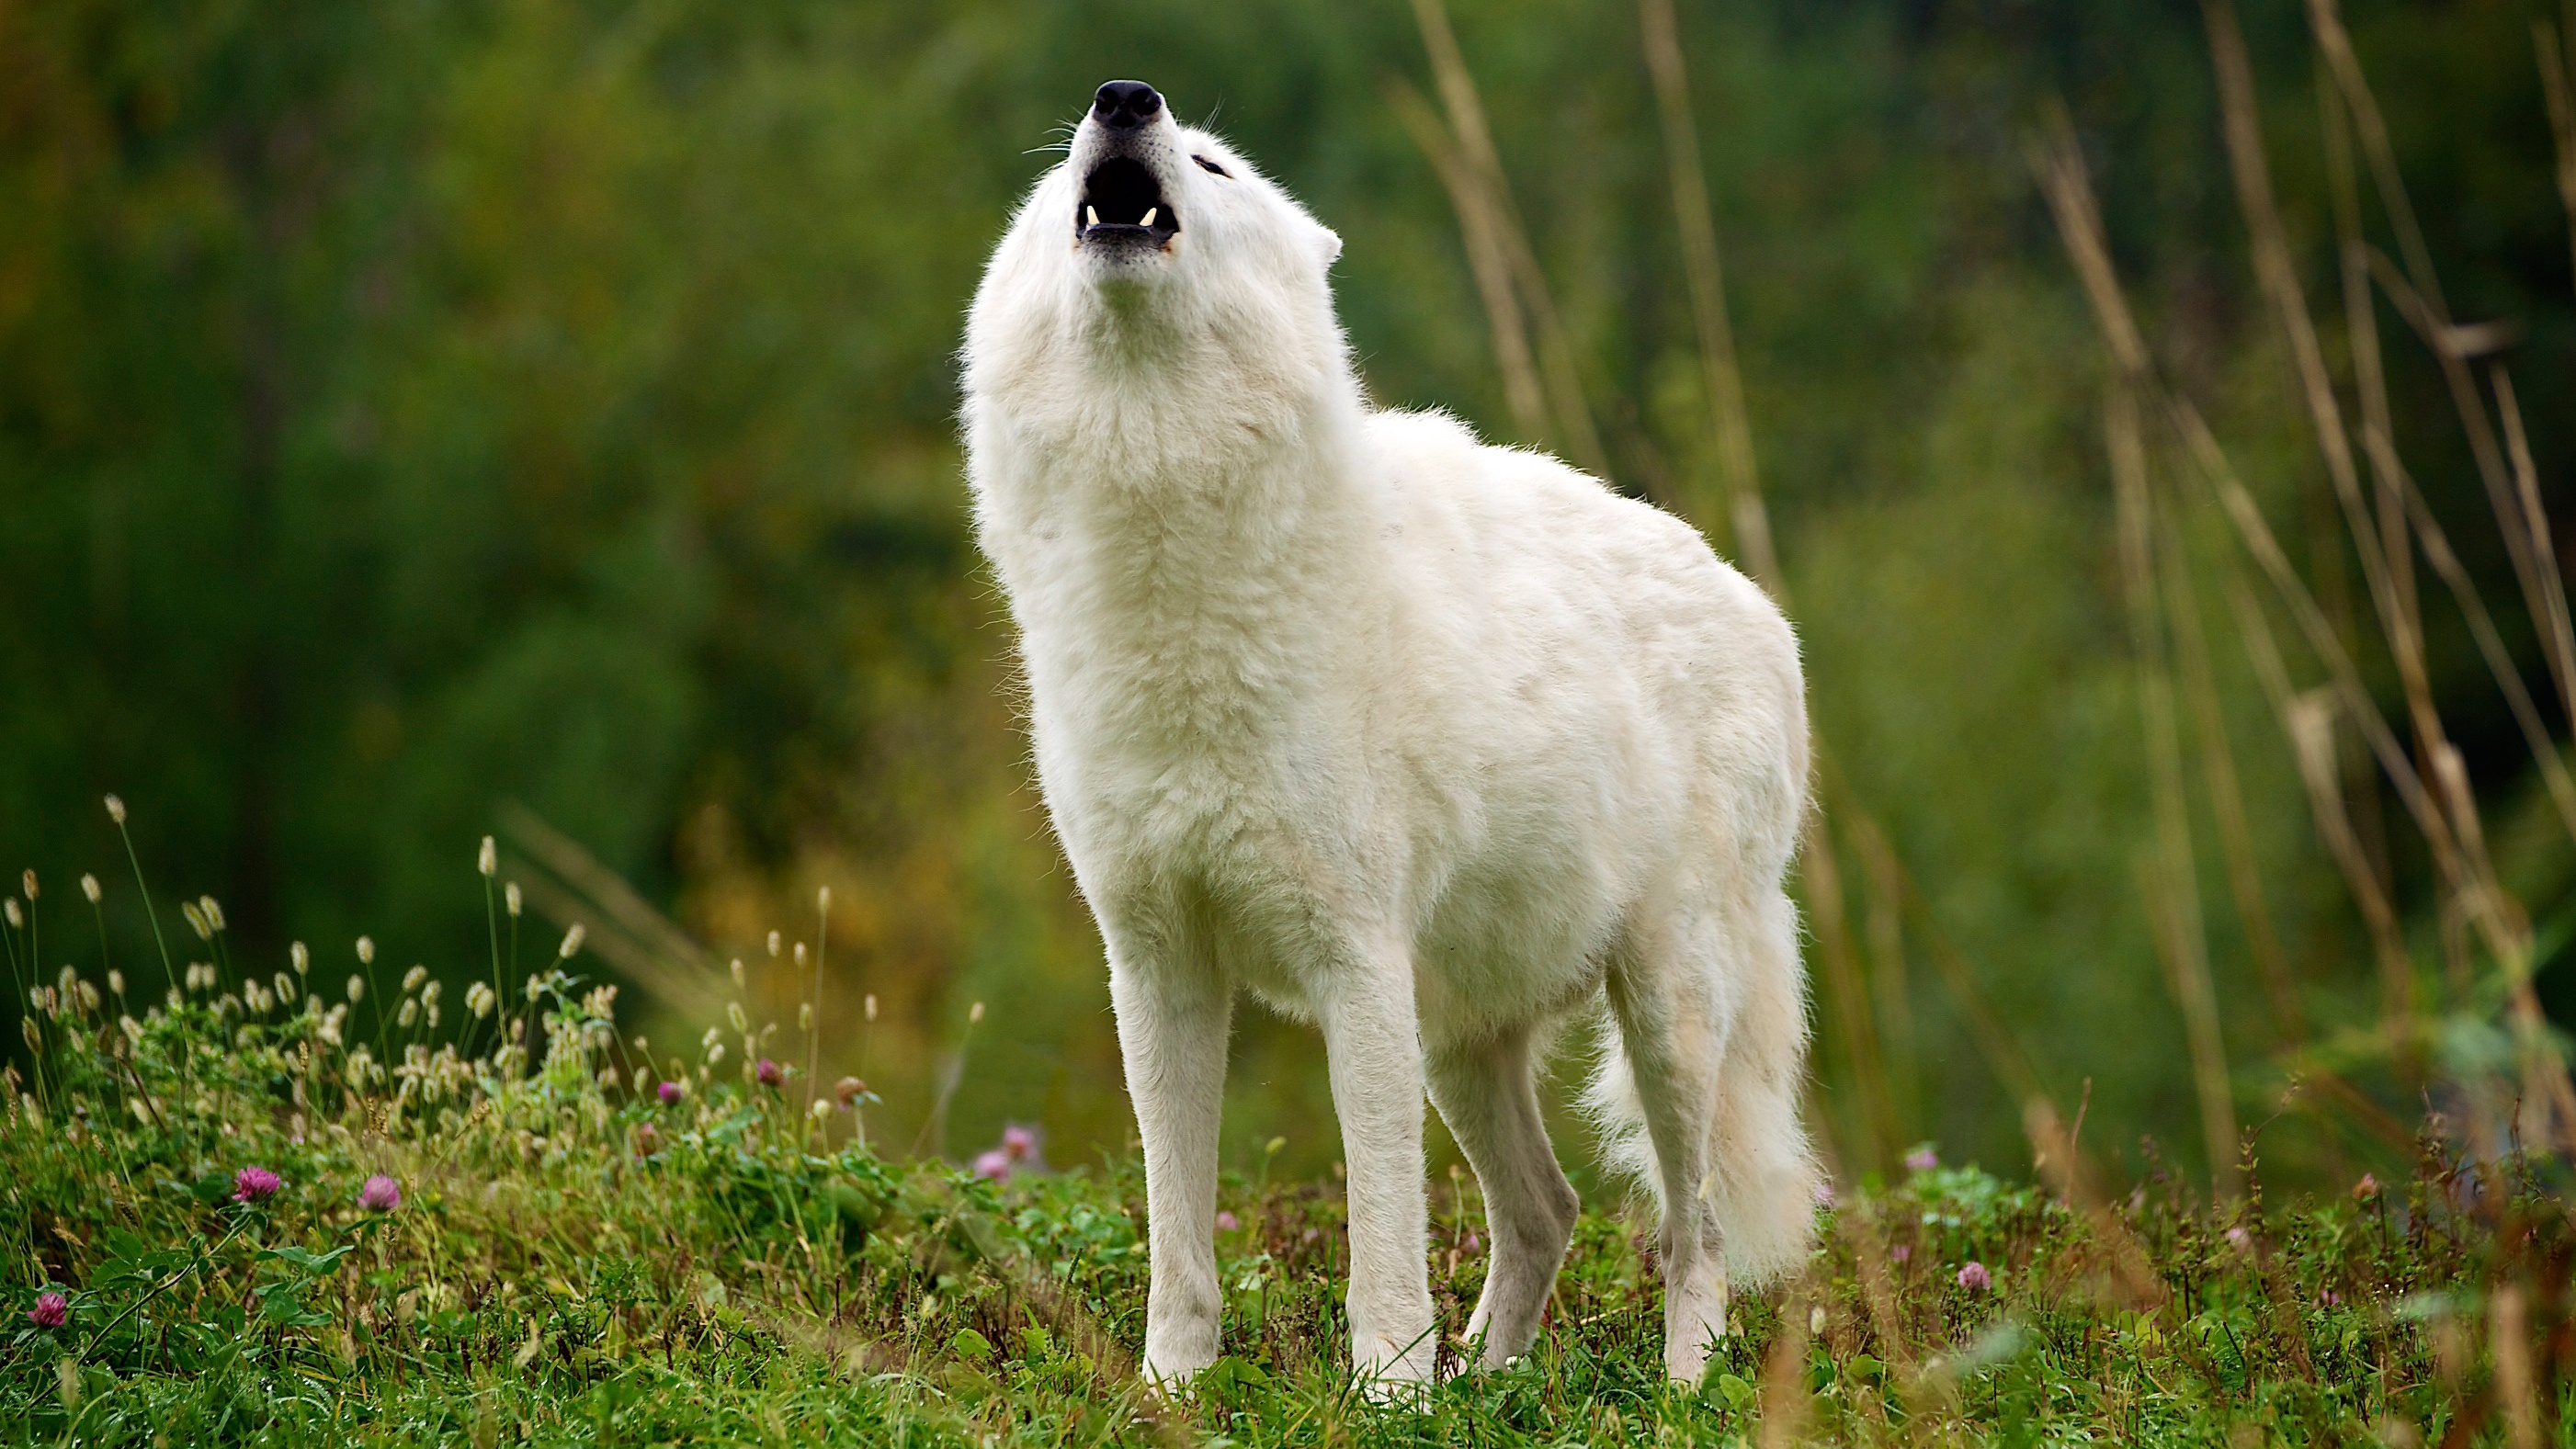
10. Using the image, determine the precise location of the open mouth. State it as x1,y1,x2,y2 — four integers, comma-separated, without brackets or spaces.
1078,157,1179,247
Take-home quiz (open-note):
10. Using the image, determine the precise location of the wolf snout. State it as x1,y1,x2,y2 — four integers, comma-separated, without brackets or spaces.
1093,80,1163,130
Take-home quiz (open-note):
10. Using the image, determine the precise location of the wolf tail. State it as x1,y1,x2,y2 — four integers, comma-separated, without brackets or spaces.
1582,886,1819,1287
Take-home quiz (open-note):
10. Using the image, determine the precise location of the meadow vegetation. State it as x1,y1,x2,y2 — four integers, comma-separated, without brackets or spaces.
4,838,2570,1444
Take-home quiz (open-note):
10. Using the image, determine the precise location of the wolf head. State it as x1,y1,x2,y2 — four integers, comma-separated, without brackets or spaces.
965,80,1354,452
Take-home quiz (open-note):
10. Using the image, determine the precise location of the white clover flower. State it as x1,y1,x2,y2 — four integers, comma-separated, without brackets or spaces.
478,835,497,877
402,965,428,994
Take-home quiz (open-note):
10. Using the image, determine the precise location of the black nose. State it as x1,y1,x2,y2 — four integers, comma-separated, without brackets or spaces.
1094,80,1163,130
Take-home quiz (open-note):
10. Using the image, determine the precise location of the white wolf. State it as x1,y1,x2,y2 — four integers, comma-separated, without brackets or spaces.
961,79,1817,1389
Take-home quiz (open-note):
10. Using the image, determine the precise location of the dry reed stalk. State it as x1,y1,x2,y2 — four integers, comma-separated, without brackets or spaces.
1404,0,1612,482
1799,810,1900,1165
1821,762,2053,1108
2110,387,2243,1195
1756,1276,1815,1449
1384,81,1548,445
2493,367,2576,742
1637,0,1779,586
2150,434,2304,1040
2543,12,2576,290
2023,1096,2165,1310
1850,812,1922,1133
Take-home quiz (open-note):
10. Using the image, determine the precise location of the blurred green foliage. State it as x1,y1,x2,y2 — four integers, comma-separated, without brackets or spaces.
1,0,2569,1186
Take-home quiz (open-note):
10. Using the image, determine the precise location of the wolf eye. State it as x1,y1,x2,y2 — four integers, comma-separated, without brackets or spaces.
1193,154,1231,178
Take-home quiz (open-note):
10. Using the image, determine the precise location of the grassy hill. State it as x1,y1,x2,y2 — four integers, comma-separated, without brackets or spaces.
5,925,2568,1446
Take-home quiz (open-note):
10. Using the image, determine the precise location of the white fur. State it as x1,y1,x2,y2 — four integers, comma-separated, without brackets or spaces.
961,92,1818,1390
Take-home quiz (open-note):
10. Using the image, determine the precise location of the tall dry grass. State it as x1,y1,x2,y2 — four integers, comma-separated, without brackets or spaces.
1398,0,2576,1217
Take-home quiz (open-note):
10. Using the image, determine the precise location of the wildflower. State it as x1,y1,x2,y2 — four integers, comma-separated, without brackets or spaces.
28,1292,67,1330
634,1122,662,1158
233,1166,282,1204
2353,1173,2379,1202
478,836,497,877
707,1043,726,1066
799,1003,813,1030
864,993,879,1023
5,900,22,930
398,999,419,1028
973,1149,1012,1182
731,959,746,990
969,1001,985,1024
727,1002,749,1034
356,936,375,966
659,1081,684,1105
182,903,210,939
810,1098,834,1122
1956,1262,1992,1292
794,943,807,968
81,874,101,904
2225,1226,2253,1252
245,982,272,1014
757,1058,782,1088
402,965,428,994
2317,1287,2343,1307
119,1016,141,1044
346,976,365,1003
1217,1210,1240,1232
505,882,522,917
74,980,99,1013
20,869,33,900
1003,1124,1038,1160
525,976,544,1002
1904,1146,1939,1173
701,1026,722,1051
199,897,224,932
1812,1181,1838,1207
421,981,441,1006
558,923,584,959
273,972,295,1004
426,1004,439,1028
834,1076,866,1107
465,982,494,1019
18,1020,37,1054
358,1175,402,1212
290,941,309,975
767,930,781,957
1891,1244,1911,1264
104,794,126,824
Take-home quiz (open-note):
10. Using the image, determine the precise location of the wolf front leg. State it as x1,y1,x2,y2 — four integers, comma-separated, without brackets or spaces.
1318,959,1436,1395
1110,949,1233,1387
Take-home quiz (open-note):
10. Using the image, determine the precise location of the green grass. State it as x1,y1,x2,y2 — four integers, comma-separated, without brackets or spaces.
4,949,2570,1445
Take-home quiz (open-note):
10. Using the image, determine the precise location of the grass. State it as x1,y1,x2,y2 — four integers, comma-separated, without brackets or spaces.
5,872,2572,1448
